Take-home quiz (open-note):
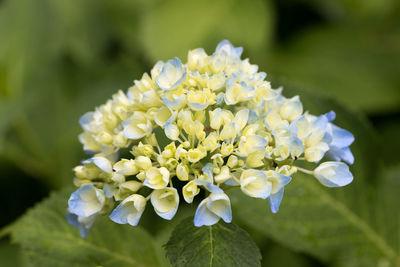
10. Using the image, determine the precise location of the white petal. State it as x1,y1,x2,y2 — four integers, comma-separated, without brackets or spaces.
233,109,249,130
194,198,220,227
109,194,146,226
207,193,232,223
91,157,112,174
165,123,180,140
151,188,179,220
314,162,353,187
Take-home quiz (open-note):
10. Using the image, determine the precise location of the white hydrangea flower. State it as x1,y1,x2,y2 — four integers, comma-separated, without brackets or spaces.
68,40,355,237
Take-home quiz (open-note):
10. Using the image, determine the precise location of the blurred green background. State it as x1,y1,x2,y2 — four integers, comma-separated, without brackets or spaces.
0,0,399,266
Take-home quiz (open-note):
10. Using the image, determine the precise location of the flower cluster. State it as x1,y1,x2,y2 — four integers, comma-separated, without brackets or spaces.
67,40,354,237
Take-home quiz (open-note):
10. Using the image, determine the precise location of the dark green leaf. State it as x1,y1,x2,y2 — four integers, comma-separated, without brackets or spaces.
0,240,24,267
9,188,160,267
165,217,261,267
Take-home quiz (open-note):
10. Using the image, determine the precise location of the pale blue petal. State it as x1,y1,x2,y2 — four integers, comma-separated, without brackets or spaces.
289,115,305,137
68,184,105,217
240,82,255,94
215,40,243,58
330,124,354,148
225,75,235,91
162,94,185,110
290,136,304,154
278,174,292,188
314,114,329,132
66,211,80,228
187,100,208,111
109,204,143,226
208,193,232,223
194,199,220,227
91,157,112,173
327,147,354,165
269,189,284,213
79,112,94,130
324,111,336,122
224,79,255,105
216,40,232,50
314,162,353,187
257,72,267,80
194,179,224,194
155,57,187,91
234,46,244,57
326,123,355,164
317,177,342,187
224,178,240,186
202,163,214,180
248,110,259,124
157,203,178,220
216,93,224,104
103,184,114,198
66,211,96,238
215,40,232,52
109,204,130,224
339,147,354,165
334,164,354,186
322,131,333,144
66,212,89,238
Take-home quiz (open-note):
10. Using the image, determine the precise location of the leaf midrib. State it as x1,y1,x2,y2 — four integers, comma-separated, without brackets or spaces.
209,226,214,266
304,178,400,266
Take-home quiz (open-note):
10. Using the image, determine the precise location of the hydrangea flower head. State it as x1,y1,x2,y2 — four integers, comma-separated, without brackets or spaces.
68,40,355,236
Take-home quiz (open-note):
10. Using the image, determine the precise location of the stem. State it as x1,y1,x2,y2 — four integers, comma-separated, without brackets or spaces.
145,192,153,201
295,166,314,175
180,133,189,142
231,175,241,185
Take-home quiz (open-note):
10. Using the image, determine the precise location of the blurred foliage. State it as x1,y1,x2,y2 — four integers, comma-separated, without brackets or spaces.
139,0,274,61
0,0,399,266
266,26,400,113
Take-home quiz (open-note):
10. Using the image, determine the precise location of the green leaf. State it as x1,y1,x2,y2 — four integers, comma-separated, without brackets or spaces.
229,84,400,266
139,0,274,61
165,217,261,267
261,243,318,267
231,177,398,266
9,188,160,267
373,165,400,252
0,240,25,267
